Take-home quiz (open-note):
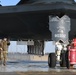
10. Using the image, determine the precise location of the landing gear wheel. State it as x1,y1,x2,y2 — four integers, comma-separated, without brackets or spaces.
65,50,70,69
60,52,66,67
66,59,70,69
48,53,56,68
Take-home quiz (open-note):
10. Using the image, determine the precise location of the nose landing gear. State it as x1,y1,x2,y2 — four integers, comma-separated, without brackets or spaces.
48,15,71,69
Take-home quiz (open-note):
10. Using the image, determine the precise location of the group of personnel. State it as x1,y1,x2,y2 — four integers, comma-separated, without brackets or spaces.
0,38,10,66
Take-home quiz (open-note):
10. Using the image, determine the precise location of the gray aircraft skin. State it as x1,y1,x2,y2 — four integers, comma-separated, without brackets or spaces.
0,0,76,41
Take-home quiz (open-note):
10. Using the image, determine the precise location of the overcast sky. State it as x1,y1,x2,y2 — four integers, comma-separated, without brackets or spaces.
0,0,20,6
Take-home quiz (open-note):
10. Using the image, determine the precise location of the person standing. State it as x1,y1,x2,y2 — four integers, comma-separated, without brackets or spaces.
2,38,10,66
0,39,3,65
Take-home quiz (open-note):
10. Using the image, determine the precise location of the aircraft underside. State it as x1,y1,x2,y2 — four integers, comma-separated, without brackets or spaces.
0,2,75,40
0,12,76,41
0,13,51,40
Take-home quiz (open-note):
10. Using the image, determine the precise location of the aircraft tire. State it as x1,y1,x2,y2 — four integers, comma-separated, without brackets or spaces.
65,50,70,69
48,53,56,68
60,52,66,67
66,59,70,69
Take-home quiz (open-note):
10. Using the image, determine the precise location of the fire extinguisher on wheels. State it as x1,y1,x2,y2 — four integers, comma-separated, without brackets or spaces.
66,38,76,69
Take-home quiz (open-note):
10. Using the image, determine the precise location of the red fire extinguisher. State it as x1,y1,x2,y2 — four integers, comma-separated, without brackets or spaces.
69,47,76,64
68,41,76,65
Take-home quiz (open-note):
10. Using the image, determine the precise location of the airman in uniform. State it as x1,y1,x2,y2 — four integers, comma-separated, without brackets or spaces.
0,39,3,65
2,38,10,66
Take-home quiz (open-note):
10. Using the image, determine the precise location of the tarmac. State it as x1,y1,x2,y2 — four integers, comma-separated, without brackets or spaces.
0,54,75,75
0,60,76,75
17,71,76,75
0,71,76,75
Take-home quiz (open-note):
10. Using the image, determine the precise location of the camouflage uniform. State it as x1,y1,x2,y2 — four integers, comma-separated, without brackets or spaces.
0,40,3,60
2,38,10,66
